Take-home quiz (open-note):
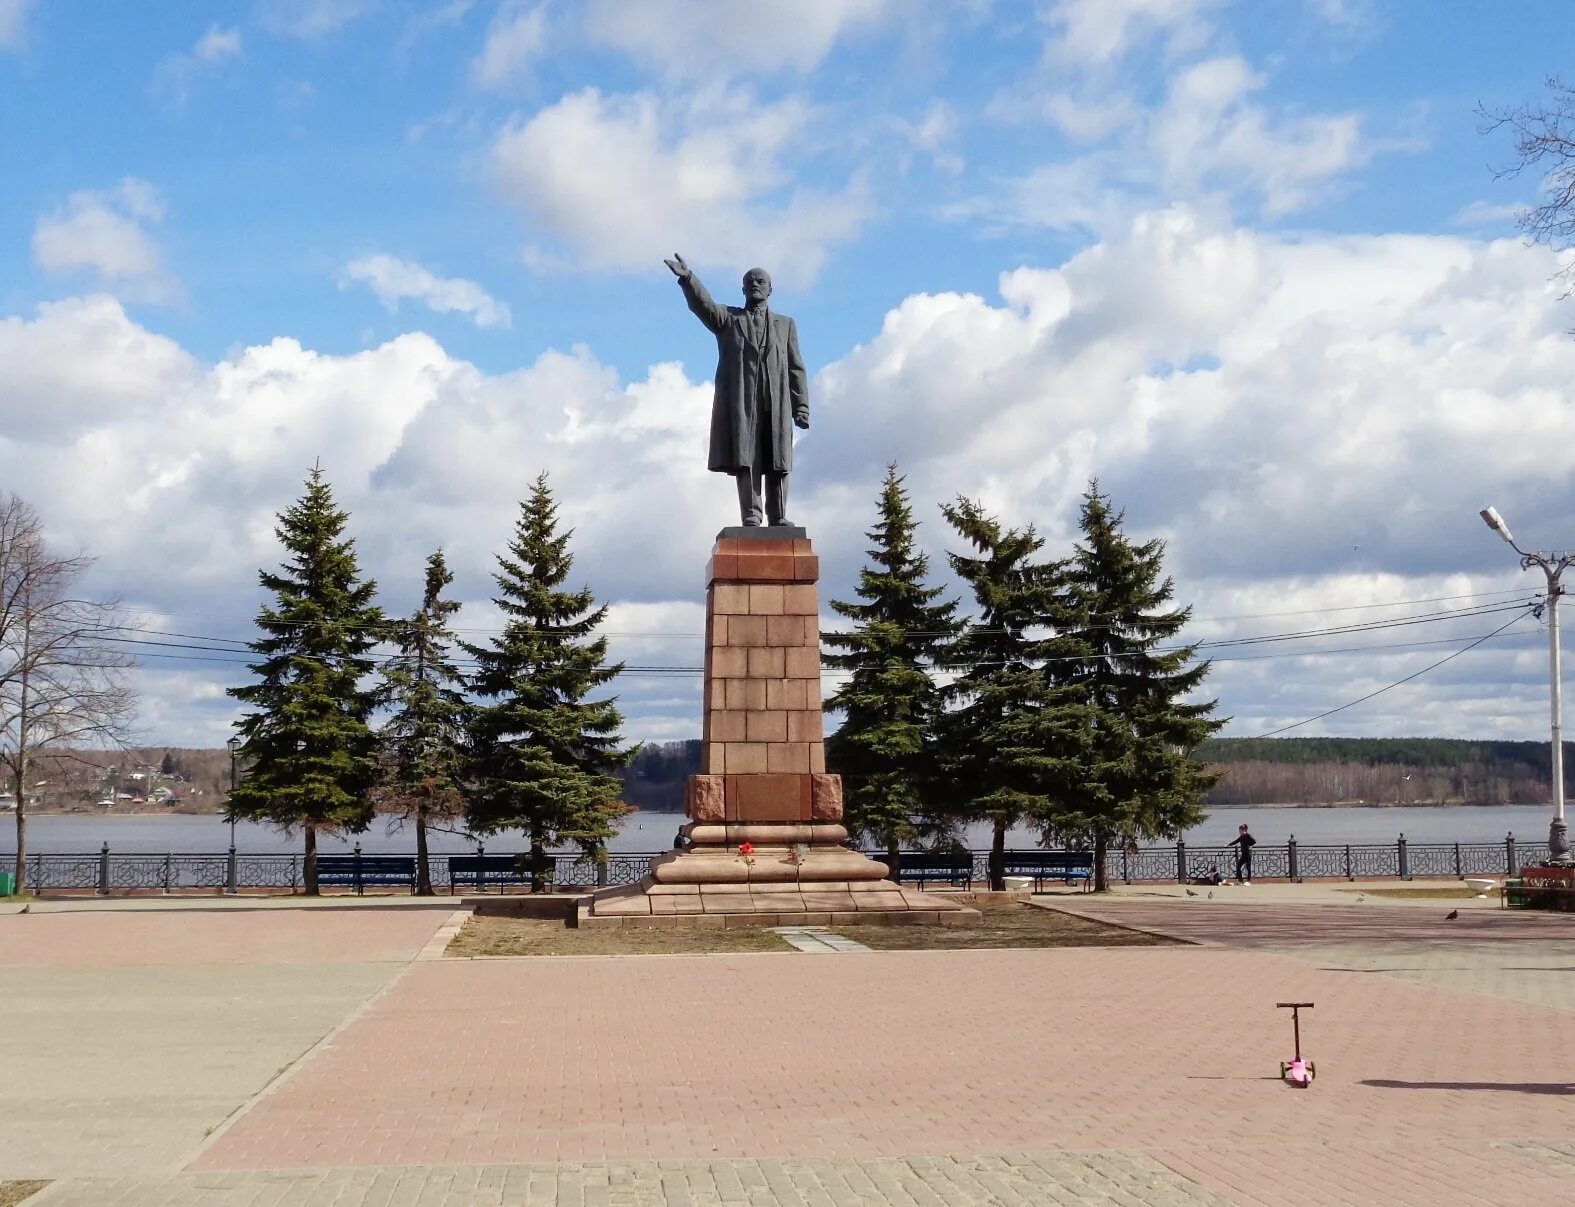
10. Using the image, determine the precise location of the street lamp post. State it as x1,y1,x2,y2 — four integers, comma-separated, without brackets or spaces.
225,735,241,894
1480,506,1575,865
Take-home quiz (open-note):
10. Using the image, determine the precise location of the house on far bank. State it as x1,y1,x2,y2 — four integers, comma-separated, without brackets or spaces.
0,793,13,811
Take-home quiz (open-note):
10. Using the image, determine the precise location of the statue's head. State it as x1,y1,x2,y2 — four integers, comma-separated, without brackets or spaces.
742,267,772,304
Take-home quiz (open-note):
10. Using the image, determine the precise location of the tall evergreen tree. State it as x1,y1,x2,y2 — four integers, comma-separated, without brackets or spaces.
823,465,960,873
1053,483,1224,890
463,474,632,892
228,467,386,894
377,550,467,895
937,498,1087,889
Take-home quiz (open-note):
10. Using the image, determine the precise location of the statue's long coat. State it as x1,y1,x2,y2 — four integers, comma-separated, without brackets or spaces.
678,273,808,474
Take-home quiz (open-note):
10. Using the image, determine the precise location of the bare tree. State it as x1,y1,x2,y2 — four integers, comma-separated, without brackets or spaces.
0,494,137,893
1481,77,1575,290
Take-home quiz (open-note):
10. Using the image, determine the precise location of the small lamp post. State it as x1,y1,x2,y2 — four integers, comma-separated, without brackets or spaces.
1480,506,1575,864
225,735,242,893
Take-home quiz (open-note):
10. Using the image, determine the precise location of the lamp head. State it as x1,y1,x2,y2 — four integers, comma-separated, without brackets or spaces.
1480,506,1516,545
227,735,242,754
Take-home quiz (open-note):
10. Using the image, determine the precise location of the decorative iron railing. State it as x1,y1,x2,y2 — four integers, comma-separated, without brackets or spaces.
0,831,1559,894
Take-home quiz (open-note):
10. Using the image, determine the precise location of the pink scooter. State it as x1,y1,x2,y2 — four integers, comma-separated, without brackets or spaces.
1277,1002,1316,1087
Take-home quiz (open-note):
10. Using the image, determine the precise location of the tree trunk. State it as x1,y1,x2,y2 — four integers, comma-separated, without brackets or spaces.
303,824,318,896
414,805,433,896
989,817,1006,891
10,757,26,895
1093,830,1109,893
885,833,900,881
529,830,548,895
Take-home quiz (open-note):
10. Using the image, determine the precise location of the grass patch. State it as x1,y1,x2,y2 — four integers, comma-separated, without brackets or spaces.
1336,886,1479,900
0,1182,48,1207
445,898,1176,956
447,914,793,957
856,898,1183,950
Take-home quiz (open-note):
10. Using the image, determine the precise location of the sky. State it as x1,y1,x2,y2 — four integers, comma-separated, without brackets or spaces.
4,0,1575,749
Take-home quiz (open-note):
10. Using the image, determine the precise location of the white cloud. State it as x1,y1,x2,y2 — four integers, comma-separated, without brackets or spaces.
32,180,180,304
6,211,1575,743
491,87,872,281
1152,56,1368,215
1041,0,1219,65
195,26,243,61
1453,200,1524,229
470,2,546,90
581,0,891,78
979,54,1371,232
152,26,243,108
255,0,373,39
0,0,34,49
341,254,511,329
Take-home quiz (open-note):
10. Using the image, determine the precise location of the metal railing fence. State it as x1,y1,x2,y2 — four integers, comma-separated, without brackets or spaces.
0,832,1556,894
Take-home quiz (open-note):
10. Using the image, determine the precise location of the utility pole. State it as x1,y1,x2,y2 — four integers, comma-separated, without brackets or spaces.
1481,506,1574,864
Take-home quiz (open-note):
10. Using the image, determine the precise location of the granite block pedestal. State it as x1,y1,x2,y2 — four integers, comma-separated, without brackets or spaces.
580,528,977,928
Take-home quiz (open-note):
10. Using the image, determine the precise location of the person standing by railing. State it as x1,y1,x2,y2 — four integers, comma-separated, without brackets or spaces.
1228,824,1257,885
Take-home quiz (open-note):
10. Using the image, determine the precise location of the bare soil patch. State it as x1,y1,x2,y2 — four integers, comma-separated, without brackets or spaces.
446,899,1174,956
856,898,1183,950
0,1182,47,1207
446,914,792,957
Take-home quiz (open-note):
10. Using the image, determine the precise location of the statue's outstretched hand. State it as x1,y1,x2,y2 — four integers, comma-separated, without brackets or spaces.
794,413,810,430
663,253,690,279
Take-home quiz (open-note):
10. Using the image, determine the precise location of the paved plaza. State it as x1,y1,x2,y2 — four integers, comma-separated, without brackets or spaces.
0,891,1570,1205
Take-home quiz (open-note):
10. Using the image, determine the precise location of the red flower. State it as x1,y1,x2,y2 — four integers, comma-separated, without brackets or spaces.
737,842,756,856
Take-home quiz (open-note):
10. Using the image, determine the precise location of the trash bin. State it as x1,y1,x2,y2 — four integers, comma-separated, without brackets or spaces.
0,870,14,897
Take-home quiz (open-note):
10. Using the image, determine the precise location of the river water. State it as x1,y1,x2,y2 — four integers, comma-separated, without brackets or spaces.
0,803,1558,855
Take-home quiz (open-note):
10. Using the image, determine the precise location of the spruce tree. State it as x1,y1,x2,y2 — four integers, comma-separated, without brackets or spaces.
463,474,632,892
937,497,1088,889
377,550,467,895
1053,483,1224,890
228,466,386,894
823,465,959,873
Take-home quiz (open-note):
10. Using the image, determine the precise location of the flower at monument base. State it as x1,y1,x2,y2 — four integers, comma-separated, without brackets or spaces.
736,841,756,869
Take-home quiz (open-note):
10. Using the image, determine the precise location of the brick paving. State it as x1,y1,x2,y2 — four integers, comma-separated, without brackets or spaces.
0,898,462,968
8,897,1575,1205
194,947,1575,1170
0,901,461,1178
1044,897,1575,948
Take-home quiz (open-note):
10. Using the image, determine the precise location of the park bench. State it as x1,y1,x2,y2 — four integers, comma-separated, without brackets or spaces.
314,854,416,895
1001,850,1095,891
449,853,555,893
896,850,972,889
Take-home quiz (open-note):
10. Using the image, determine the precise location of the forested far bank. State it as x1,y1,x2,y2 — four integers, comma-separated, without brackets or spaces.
615,737,1572,812
1197,738,1566,805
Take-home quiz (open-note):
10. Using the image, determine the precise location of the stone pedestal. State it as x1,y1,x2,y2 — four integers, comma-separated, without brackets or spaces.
581,528,977,928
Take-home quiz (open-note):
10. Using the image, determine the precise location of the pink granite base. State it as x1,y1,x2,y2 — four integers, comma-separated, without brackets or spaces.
578,875,981,928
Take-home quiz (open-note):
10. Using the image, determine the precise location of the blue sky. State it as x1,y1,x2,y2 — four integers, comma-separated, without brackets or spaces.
4,0,1575,746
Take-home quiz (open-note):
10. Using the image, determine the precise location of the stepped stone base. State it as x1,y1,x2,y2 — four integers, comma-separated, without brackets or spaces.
576,876,980,929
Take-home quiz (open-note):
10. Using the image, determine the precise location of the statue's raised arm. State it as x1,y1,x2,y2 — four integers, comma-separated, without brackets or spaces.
663,254,808,528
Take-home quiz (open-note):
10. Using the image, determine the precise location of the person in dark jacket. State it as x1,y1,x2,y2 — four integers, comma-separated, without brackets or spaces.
665,253,809,526
1228,824,1257,885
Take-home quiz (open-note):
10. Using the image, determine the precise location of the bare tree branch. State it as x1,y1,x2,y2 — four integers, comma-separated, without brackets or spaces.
1,493,138,893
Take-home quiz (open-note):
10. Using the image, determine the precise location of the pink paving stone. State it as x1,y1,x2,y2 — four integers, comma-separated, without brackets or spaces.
0,902,460,968
195,945,1575,1171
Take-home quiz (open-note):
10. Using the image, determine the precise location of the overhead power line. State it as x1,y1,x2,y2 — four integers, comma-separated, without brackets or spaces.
1249,609,1535,739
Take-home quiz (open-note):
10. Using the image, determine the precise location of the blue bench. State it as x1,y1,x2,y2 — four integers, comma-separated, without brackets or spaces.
896,850,972,889
314,854,416,895
1002,850,1095,891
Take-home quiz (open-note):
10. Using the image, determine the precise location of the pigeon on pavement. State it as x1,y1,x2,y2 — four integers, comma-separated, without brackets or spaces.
1445,909,1459,920
1185,888,1198,897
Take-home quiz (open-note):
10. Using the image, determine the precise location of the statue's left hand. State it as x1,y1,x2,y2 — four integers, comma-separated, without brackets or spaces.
793,413,809,430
